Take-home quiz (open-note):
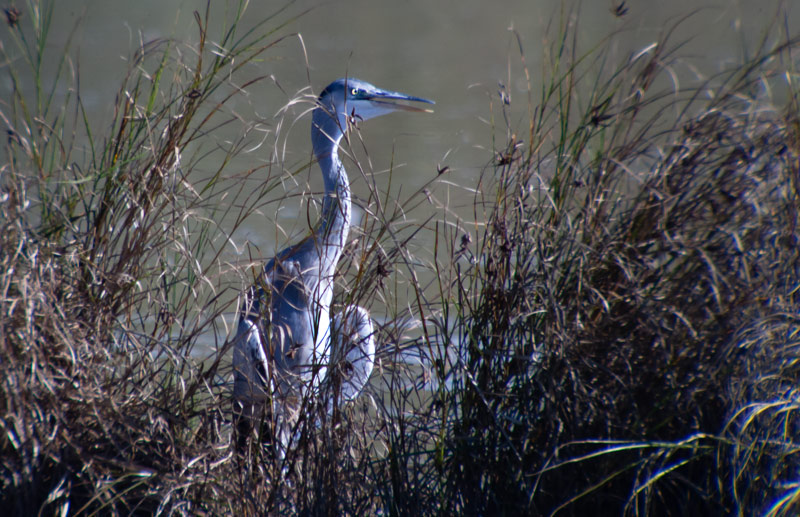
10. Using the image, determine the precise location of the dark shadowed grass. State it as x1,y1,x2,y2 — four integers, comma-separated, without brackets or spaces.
428,10,800,517
2,1,800,515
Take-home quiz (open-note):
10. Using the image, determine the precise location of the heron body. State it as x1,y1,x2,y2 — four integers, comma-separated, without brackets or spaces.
233,78,433,451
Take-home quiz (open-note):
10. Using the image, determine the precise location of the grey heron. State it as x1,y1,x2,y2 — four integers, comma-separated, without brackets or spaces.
233,78,433,454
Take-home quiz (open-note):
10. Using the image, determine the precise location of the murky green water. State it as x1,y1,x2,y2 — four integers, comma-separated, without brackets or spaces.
25,0,794,194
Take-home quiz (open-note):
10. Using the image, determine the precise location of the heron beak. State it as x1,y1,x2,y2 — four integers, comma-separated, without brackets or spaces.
368,91,435,113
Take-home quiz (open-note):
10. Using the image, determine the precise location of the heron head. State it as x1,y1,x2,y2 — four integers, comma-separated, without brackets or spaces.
316,78,434,128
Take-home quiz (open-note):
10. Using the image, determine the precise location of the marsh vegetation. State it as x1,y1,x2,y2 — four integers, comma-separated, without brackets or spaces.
1,2,799,515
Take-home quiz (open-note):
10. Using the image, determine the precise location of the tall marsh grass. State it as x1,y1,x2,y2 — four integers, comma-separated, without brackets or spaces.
1,2,799,515
433,14,800,516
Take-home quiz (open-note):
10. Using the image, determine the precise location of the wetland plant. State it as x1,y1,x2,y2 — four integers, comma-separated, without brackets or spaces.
1,2,798,515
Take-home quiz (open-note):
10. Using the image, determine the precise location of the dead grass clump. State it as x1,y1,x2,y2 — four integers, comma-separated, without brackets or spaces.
0,2,298,514
438,17,800,516
3,2,800,515
0,2,446,514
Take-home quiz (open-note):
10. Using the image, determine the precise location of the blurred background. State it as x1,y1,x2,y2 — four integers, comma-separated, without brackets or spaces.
35,0,797,195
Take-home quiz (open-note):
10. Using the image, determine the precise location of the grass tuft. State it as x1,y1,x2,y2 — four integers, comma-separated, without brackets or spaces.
1,1,799,515
432,10,800,516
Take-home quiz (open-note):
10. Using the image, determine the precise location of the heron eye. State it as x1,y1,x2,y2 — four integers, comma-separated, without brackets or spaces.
350,88,358,96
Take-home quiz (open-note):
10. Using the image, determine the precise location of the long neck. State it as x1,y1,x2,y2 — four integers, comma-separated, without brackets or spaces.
311,110,351,270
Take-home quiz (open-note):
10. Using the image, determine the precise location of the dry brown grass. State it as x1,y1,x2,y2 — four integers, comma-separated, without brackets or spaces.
1,2,799,516
433,12,800,516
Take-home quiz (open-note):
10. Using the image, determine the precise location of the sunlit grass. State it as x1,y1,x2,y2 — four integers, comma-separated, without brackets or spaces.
1,1,799,515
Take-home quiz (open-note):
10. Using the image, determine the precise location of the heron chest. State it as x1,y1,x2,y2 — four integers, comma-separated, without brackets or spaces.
267,256,334,374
